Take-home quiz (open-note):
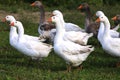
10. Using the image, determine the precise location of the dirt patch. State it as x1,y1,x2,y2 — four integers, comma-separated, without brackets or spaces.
0,10,18,20
0,10,52,24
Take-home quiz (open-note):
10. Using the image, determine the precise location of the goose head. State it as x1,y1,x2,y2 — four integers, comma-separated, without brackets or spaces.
112,15,120,23
112,15,120,21
78,3,89,12
47,16,59,23
3,15,16,23
96,11,105,17
10,21,22,28
52,10,63,18
31,1,42,7
95,15,107,23
112,15,120,26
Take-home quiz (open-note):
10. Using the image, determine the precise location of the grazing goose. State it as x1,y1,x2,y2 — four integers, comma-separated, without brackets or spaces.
96,11,120,39
95,11,120,58
52,10,85,32
9,21,52,60
78,3,119,37
47,15,94,72
3,15,45,42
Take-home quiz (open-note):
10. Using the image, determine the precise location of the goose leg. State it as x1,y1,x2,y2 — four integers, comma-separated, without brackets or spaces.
66,64,72,72
77,65,83,70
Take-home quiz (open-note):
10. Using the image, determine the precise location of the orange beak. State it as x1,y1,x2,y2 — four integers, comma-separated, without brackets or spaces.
10,22,14,26
95,18,100,22
111,16,117,21
77,5,82,9
2,18,6,22
31,2,35,6
47,17,52,22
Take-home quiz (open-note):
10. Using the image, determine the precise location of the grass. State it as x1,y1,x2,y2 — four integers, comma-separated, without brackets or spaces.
0,2,120,80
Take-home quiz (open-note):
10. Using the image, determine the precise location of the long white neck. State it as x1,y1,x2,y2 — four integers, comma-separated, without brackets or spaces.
17,23,24,39
54,19,65,44
9,19,18,40
10,26,17,39
103,17,111,38
97,22,104,42
60,15,65,24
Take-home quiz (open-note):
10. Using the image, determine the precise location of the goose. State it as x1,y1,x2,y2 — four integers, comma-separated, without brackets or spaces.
31,1,55,41
31,1,86,43
95,12,120,58
52,10,85,32
3,15,45,42
47,16,94,72
78,3,99,37
96,11,120,40
78,3,119,37
9,21,52,60
50,10,93,45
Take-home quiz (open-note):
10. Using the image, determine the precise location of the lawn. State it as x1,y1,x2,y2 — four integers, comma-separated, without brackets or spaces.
0,2,120,80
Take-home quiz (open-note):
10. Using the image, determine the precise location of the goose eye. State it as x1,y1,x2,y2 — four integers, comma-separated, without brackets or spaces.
53,17,55,19
6,17,8,18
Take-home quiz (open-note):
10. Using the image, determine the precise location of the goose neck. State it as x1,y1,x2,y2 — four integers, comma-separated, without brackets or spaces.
17,23,24,38
39,6,45,24
85,8,92,19
54,19,65,44
103,18,111,38
10,26,17,38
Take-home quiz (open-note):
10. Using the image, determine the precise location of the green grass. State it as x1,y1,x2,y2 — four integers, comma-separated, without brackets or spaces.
0,2,120,80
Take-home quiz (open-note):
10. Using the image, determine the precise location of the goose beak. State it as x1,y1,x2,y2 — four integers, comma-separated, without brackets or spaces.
9,22,14,26
95,18,100,22
111,16,117,21
2,18,6,22
47,17,52,22
31,2,35,6
77,5,82,9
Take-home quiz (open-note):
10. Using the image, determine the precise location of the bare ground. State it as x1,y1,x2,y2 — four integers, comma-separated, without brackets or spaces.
0,10,52,23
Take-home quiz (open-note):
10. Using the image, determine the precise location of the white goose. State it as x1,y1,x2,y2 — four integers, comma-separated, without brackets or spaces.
52,10,84,32
3,15,45,42
9,21,52,60
96,12,120,57
48,16,94,71
96,11,120,42
78,3,119,37
50,10,93,45
96,11,106,42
